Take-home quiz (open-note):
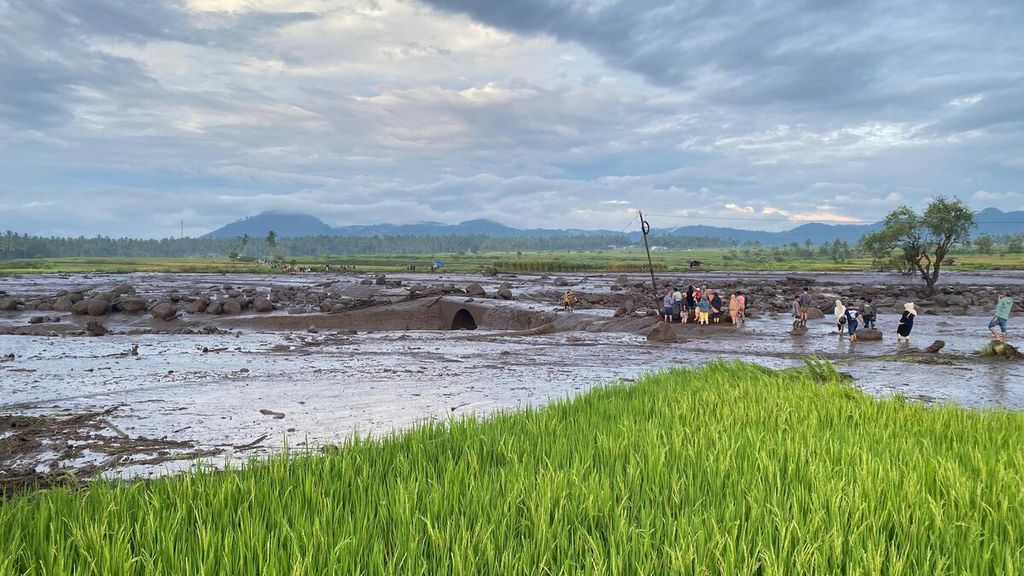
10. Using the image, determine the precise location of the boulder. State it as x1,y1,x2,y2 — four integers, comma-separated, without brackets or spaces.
497,287,513,300
923,340,945,354
0,298,19,311
186,299,209,314
614,306,630,318
206,301,224,315
375,275,387,286
806,307,825,320
110,284,135,296
465,283,487,297
253,297,274,313
53,295,75,312
646,322,677,342
117,297,148,314
150,302,178,321
70,300,91,315
222,298,243,315
857,328,883,341
553,277,570,287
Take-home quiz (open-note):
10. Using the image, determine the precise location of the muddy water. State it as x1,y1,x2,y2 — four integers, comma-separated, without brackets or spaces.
2,272,1022,481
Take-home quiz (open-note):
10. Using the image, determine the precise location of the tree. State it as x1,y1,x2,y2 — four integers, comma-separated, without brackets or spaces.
265,230,277,259
860,197,974,295
1008,236,1024,254
240,233,250,256
974,234,994,255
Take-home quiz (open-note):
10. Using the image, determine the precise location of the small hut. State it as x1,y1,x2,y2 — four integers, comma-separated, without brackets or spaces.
689,260,703,271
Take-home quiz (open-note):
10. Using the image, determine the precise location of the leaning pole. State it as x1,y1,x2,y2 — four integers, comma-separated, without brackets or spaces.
638,210,658,309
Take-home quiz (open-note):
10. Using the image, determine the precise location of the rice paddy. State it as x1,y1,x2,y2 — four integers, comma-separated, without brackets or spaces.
2,360,1023,574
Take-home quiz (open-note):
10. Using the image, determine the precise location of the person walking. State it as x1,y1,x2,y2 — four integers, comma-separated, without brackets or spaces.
988,291,1014,342
897,302,916,342
798,288,813,327
736,291,746,323
862,298,876,329
563,289,577,313
697,293,711,326
662,290,674,323
834,299,847,335
845,306,860,343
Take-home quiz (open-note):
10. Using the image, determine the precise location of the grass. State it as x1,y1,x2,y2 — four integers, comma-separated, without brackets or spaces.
3,249,1023,275
2,360,1023,574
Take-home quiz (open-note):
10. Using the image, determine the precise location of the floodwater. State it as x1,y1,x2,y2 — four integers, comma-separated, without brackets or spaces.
1,272,1021,481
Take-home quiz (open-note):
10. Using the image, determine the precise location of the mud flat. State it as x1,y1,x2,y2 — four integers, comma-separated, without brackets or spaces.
2,271,1021,490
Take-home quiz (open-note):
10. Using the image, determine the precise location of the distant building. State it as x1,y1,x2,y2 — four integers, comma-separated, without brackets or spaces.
689,260,703,271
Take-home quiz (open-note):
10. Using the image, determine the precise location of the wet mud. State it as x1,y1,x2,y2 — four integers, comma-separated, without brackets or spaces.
1,271,1021,488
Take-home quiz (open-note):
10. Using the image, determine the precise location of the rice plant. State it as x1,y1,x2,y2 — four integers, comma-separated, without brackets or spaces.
2,361,1023,574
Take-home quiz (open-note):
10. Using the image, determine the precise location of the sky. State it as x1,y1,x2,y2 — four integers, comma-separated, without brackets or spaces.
1,0,1022,238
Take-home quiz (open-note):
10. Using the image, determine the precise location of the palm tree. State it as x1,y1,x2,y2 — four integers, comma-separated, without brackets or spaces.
265,230,277,260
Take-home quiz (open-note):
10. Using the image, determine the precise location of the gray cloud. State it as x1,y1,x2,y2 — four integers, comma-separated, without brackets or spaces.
1,0,1022,238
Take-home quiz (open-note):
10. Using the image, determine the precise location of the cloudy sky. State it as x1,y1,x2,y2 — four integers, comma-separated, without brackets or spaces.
1,0,1022,237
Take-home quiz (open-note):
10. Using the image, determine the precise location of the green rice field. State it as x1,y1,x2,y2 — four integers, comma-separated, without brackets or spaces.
2,361,1022,574
3,250,1023,275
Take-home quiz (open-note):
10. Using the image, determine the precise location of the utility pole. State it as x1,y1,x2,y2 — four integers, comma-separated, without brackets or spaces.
638,210,658,305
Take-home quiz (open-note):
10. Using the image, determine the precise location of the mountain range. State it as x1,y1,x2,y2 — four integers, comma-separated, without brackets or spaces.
205,208,1023,246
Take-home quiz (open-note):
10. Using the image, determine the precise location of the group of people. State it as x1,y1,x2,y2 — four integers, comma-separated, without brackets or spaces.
794,288,1015,344
662,286,746,326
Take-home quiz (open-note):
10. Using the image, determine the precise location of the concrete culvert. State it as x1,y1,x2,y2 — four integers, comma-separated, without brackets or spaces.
451,308,477,330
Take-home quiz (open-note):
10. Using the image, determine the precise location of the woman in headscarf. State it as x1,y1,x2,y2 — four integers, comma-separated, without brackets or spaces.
728,293,741,325
834,299,847,335
897,302,916,342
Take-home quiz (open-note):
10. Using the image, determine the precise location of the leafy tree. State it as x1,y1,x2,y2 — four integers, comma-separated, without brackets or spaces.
240,233,250,256
1008,236,1024,254
265,230,277,259
974,234,994,254
860,197,974,295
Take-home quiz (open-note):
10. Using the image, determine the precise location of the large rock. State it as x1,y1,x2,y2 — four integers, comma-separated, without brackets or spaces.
857,328,882,341
806,307,825,320
0,298,19,311
497,287,513,300
186,299,209,314
553,277,570,287
222,298,243,315
465,283,486,297
86,299,110,317
117,297,148,314
110,284,135,296
206,301,224,315
646,322,677,342
53,295,75,312
253,297,274,313
150,302,178,321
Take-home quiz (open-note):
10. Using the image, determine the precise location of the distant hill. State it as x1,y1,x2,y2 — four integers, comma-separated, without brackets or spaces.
205,209,1024,245
206,213,336,239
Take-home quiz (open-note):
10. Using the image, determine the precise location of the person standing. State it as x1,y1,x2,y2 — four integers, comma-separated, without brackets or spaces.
736,291,746,323
728,293,741,325
563,290,577,313
698,293,711,326
862,298,876,329
710,291,723,324
834,300,847,335
662,290,674,323
672,287,683,323
989,291,1014,342
685,286,696,324
798,288,813,327
897,302,916,342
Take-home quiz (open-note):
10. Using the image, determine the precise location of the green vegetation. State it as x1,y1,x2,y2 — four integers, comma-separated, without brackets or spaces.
4,248,1023,276
3,361,1023,574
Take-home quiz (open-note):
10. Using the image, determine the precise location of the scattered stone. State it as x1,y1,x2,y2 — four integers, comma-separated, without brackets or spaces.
259,409,286,419
646,322,677,342
497,287,513,300
1,353,14,362
307,325,319,333
614,307,630,318
150,302,178,321
27,315,59,325
253,297,274,313
206,301,224,315
202,325,220,334
53,295,75,312
0,298,21,311
465,283,486,297
375,274,387,286
85,320,107,336
130,343,139,356
923,340,946,354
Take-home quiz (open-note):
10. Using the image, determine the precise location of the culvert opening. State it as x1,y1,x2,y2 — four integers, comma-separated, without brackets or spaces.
451,309,477,330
